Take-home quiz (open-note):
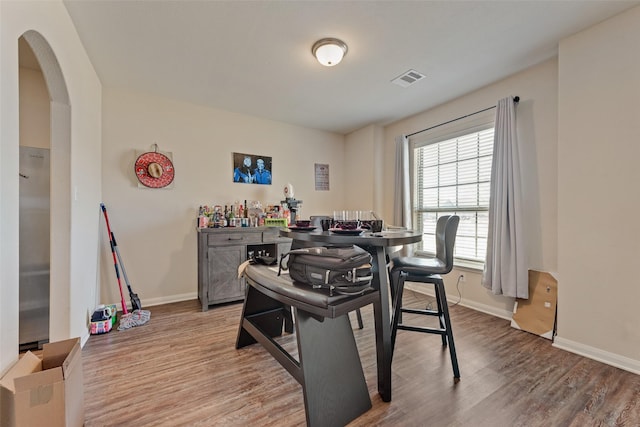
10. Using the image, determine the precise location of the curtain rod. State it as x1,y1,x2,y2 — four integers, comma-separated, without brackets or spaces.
406,96,519,138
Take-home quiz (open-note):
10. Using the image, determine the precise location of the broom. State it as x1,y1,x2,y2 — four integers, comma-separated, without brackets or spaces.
101,203,151,330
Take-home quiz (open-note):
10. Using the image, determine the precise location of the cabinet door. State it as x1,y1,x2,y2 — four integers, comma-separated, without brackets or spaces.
207,245,245,304
278,241,292,258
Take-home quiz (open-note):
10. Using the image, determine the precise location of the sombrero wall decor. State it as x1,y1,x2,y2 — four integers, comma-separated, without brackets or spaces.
134,144,175,189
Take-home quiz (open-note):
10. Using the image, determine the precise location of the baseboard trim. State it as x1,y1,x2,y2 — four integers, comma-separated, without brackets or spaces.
112,292,198,312
404,283,513,320
404,283,640,375
142,292,198,308
553,336,640,376
81,332,90,348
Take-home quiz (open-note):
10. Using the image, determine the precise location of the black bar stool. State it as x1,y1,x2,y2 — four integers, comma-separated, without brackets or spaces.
390,215,460,379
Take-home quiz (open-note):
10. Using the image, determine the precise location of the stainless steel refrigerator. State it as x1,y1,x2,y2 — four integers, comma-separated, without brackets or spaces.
19,146,50,350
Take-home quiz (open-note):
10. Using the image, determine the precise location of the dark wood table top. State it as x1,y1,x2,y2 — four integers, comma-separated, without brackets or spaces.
279,229,422,247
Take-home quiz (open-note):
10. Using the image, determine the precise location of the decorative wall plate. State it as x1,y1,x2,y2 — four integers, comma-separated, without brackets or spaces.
134,148,175,188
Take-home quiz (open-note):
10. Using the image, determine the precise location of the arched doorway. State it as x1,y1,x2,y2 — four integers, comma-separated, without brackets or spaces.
18,35,50,349
19,30,72,348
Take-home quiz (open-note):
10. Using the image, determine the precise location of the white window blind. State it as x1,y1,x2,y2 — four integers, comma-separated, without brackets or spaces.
413,127,494,263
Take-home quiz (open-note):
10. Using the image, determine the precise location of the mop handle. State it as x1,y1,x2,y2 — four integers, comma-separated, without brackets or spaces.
114,243,132,291
101,203,128,315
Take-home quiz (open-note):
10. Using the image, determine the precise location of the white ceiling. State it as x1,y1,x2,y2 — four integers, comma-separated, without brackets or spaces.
61,0,638,135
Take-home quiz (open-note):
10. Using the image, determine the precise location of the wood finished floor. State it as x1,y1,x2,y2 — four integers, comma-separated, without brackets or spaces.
82,291,640,426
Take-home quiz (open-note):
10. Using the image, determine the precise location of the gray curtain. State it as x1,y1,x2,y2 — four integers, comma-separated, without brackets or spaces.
393,135,413,256
393,135,412,229
482,96,528,298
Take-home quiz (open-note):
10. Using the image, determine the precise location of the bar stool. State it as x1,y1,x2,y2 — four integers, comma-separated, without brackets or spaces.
390,215,460,379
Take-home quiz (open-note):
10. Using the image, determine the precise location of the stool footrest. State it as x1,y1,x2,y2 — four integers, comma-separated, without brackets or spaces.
397,323,447,337
401,307,440,317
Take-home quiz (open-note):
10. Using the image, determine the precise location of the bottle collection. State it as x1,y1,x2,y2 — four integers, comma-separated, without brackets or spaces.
197,200,292,228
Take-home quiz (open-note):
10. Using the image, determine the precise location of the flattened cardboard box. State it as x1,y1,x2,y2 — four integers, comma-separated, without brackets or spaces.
0,337,84,427
511,270,558,340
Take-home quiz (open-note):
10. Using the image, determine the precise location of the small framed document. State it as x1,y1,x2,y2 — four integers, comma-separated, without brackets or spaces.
314,163,330,191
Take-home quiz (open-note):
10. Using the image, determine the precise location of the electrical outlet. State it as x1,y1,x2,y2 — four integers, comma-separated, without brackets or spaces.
459,273,465,282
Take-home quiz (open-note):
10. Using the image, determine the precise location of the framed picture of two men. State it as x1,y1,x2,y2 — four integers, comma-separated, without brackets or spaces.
232,152,272,185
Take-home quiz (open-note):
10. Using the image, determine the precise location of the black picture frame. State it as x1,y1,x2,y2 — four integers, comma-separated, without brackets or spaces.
232,152,272,185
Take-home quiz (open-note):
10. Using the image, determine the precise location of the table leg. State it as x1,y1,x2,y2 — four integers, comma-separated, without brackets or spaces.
368,246,392,402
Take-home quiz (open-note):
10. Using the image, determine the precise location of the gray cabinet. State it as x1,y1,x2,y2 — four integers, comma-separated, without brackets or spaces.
197,227,291,311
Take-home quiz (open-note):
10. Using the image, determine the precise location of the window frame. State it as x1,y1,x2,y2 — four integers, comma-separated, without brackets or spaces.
409,111,495,269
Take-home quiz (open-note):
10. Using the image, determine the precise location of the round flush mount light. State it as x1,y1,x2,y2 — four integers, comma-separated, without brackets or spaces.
311,38,348,67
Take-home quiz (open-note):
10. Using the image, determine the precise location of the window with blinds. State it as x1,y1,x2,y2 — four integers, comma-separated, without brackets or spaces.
414,127,494,263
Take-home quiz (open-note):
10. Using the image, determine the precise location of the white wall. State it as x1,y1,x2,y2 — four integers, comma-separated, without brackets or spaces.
344,124,384,214
100,88,346,306
382,59,559,319
1,0,102,376
556,6,640,371
19,67,50,149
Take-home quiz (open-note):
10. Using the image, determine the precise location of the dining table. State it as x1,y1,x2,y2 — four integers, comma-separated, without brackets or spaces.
279,227,423,402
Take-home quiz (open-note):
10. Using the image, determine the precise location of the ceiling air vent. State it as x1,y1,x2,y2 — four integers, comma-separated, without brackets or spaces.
391,69,426,88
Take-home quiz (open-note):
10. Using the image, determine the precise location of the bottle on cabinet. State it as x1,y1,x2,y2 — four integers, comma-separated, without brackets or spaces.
198,199,292,228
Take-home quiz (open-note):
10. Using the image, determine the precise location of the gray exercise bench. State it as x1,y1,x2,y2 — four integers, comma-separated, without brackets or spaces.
236,264,381,427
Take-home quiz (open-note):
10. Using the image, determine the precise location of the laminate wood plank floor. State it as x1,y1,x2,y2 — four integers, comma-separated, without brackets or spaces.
82,291,640,426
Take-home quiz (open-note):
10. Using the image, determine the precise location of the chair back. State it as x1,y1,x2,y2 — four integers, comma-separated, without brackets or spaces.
434,215,460,274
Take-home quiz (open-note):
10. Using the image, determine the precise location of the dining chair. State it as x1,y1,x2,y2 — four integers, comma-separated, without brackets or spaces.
389,214,460,379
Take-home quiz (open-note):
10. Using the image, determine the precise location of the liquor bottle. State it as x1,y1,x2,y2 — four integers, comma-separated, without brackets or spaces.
213,206,221,228
228,205,235,227
244,200,249,218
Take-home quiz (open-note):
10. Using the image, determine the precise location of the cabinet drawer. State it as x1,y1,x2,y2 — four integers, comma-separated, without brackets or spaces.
207,232,262,246
262,229,288,243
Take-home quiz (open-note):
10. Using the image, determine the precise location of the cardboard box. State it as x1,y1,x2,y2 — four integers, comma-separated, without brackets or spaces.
0,338,84,427
511,270,558,340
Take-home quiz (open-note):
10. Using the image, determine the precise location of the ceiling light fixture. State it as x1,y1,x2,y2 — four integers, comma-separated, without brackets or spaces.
311,38,348,67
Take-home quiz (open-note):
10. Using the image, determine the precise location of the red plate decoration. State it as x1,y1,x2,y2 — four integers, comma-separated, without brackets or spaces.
134,151,175,188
